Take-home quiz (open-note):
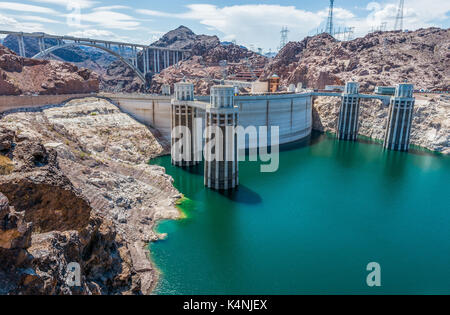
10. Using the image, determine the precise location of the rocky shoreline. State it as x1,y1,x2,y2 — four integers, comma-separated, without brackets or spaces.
0,97,181,294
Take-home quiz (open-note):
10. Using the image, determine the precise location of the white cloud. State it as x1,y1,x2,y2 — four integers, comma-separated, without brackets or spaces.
67,29,129,41
0,13,46,32
28,0,97,9
317,7,356,20
136,9,173,17
403,0,449,25
64,10,140,30
14,15,61,24
0,2,58,14
92,5,131,12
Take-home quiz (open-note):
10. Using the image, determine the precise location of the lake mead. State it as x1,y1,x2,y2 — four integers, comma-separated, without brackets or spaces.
151,132,450,294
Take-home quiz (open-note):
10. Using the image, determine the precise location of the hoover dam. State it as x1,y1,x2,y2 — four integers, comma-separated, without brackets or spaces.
104,91,313,146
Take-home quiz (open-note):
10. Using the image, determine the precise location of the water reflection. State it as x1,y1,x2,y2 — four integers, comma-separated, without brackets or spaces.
219,185,263,205
180,163,203,176
382,149,408,181
280,131,324,153
334,139,358,168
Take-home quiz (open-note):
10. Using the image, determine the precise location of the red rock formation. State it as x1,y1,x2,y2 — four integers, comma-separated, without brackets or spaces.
0,45,99,96
262,28,450,92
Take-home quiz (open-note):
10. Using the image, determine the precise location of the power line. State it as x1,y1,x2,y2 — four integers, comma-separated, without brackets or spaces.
331,26,355,41
279,26,289,50
326,0,335,35
394,0,405,31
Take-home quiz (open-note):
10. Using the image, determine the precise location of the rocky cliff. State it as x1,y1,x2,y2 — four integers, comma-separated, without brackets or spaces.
0,45,99,96
262,28,450,92
313,95,450,155
152,26,220,55
100,26,268,94
100,59,146,93
0,98,180,294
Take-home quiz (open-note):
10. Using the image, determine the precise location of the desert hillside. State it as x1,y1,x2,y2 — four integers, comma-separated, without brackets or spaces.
262,27,450,92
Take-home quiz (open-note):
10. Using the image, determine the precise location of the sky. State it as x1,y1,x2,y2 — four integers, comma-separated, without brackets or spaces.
0,0,449,52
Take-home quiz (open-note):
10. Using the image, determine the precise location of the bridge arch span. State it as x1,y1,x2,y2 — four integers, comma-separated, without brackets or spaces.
31,43,146,83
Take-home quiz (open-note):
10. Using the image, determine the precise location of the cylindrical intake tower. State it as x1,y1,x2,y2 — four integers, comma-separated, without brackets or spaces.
204,86,239,190
384,84,415,151
337,82,361,141
171,82,200,167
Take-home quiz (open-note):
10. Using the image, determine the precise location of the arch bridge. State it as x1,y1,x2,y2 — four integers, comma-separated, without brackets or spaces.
0,31,192,83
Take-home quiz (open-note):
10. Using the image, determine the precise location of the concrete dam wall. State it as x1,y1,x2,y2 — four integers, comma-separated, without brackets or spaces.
102,94,173,141
105,93,313,147
236,94,312,146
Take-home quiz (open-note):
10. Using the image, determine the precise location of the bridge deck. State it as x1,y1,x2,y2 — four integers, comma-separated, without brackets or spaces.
0,30,191,52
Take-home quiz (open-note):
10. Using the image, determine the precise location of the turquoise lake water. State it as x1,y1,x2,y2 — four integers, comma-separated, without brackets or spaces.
150,133,450,295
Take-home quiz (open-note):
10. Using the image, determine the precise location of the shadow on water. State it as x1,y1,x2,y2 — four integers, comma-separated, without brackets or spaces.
202,190,241,278
334,139,359,168
153,157,263,205
382,149,408,181
218,185,263,205
181,163,203,176
279,131,325,153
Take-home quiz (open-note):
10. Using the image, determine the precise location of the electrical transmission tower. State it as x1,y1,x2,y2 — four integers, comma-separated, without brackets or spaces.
334,27,355,41
219,60,228,81
326,0,335,35
279,26,289,51
394,0,405,31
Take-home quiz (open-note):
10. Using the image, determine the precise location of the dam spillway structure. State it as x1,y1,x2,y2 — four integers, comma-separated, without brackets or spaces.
204,85,239,190
384,83,415,151
337,82,361,141
171,82,200,167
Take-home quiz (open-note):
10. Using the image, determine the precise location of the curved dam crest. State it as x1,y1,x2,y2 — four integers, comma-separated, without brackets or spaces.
104,92,313,148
